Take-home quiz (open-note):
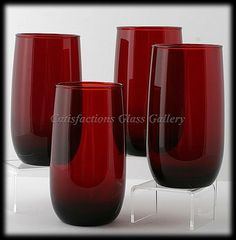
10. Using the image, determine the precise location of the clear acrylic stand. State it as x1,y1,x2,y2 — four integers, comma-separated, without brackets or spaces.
131,179,217,231
5,160,49,213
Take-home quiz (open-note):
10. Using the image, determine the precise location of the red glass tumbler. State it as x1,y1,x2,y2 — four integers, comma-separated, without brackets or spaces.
147,44,224,188
114,26,182,156
11,33,82,166
50,82,126,226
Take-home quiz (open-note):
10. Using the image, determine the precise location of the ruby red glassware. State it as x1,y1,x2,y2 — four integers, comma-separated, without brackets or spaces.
147,44,224,188
11,33,82,166
114,26,182,156
50,82,126,226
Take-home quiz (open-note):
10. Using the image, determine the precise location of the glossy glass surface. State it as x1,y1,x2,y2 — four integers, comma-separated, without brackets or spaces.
147,44,224,188
11,33,82,166
50,82,126,226
114,26,182,156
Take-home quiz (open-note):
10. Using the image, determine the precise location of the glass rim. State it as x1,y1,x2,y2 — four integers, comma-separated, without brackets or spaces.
16,33,80,39
152,43,222,49
117,26,182,31
56,81,123,89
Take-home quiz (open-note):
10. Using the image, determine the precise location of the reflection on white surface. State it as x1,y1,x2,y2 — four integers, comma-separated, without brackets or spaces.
5,159,231,236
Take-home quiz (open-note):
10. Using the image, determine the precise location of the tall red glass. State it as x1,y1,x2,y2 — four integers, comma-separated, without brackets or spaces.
147,44,224,188
114,26,182,156
50,82,126,226
11,33,82,166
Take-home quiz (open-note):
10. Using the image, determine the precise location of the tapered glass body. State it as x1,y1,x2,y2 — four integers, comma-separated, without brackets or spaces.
114,26,182,156
147,44,224,188
50,82,126,226
11,33,82,166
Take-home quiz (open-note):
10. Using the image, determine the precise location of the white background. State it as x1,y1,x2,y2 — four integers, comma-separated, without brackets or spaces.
5,4,231,180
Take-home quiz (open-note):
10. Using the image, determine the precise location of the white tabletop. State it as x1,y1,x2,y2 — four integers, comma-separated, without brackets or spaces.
5,160,231,236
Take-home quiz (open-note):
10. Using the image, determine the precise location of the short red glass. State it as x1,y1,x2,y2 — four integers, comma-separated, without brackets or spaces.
50,82,126,226
114,26,182,156
147,44,224,188
11,33,82,166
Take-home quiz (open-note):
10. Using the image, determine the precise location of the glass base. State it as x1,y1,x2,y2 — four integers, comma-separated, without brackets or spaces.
126,138,146,156
5,160,49,213
130,179,217,231
17,153,50,166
